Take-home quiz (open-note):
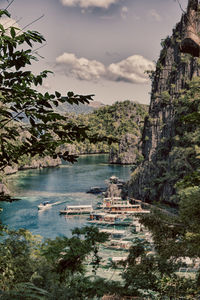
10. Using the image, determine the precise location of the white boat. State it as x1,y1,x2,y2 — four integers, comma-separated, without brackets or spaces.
38,200,63,211
98,197,150,215
38,201,52,210
99,228,126,239
105,240,132,251
59,205,93,215
88,212,134,226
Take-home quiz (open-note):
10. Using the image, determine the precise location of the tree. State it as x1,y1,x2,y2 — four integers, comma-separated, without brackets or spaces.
0,9,94,177
0,226,111,299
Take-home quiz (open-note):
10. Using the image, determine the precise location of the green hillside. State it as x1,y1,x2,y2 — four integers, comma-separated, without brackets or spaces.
64,100,148,164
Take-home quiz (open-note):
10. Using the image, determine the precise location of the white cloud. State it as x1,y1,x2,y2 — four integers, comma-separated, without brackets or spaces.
56,52,106,81
107,55,155,84
121,6,128,19
56,53,155,84
60,0,121,9
148,9,162,22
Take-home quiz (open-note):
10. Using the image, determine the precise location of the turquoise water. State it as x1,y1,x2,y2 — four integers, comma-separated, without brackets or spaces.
1,155,131,238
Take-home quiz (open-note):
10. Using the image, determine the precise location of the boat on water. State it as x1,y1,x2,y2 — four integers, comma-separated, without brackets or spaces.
38,201,52,210
59,205,93,215
38,200,63,211
104,239,132,251
88,212,134,227
108,202,143,214
97,197,150,215
86,186,106,194
97,197,122,209
99,228,126,239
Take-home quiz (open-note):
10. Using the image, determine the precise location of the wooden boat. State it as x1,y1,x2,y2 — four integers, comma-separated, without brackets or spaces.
98,197,150,215
59,205,93,215
97,197,122,209
86,186,106,194
88,212,134,227
107,202,150,215
104,239,132,251
99,228,126,239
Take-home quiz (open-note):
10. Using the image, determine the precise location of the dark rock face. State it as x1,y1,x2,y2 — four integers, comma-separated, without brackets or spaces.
181,0,200,57
127,0,200,204
109,134,140,164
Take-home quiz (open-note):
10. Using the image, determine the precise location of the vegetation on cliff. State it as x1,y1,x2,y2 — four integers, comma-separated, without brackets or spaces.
128,0,200,204
64,100,148,164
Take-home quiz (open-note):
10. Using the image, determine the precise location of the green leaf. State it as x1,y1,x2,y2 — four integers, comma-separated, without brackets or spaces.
55,91,61,98
30,117,35,127
67,91,74,97
10,27,16,38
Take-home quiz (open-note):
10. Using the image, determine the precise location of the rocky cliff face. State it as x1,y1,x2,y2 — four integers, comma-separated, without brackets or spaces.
4,156,61,175
128,0,200,204
109,133,141,164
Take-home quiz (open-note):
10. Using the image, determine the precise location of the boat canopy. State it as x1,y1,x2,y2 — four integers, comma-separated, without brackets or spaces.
66,205,92,209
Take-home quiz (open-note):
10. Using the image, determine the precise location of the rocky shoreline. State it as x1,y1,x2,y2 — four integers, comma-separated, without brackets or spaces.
0,156,62,197
4,156,61,176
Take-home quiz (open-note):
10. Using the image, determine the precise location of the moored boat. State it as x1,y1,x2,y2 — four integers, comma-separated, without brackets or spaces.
99,228,126,239
86,186,106,194
97,197,150,215
59,205,93,215
88,212,134,227
104,239,132,251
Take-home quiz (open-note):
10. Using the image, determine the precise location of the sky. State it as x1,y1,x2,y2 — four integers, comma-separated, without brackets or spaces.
1,0,188,105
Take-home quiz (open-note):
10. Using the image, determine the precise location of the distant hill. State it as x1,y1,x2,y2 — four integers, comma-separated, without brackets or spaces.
56,100,104,115
65,100,149,164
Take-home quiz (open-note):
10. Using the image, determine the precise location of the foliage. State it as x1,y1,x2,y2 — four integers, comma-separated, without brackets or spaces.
0,226,111,299
129,76,200,297
0,9,94,175
136,76,200,204
64,100,148,159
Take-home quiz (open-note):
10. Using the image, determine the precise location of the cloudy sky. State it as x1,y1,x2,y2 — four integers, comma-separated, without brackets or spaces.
1,0,188,105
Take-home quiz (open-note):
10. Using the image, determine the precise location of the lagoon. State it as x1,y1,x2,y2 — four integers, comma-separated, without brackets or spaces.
1,155,131,238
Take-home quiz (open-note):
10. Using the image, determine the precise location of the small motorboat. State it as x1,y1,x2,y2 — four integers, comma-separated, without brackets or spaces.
38,201,52,210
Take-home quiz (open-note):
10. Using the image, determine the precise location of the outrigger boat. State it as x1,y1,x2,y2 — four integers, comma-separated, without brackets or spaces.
104,239,132,251
59,205,93,215
99,228,126,239
88,212,134,227
97,197,150,215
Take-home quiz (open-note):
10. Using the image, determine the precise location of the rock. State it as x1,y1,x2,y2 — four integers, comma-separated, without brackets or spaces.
127,0,200,204
180,0,200,57
0,182,10,195
19,156,61,170
4,165,18,175
105,183,122,198
109,134,140,164
1,156,61,198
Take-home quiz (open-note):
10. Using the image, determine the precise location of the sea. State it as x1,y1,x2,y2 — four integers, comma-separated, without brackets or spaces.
1,154,132,239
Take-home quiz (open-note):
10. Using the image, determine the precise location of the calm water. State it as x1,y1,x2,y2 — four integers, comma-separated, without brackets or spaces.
1,155,131,238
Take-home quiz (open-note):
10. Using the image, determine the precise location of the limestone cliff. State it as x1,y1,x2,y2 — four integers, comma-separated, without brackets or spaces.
109,133,141,165
4,156,61,175
128,0,200,204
